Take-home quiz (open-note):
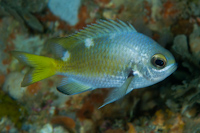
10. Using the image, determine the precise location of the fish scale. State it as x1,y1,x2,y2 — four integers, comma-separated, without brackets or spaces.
66,46,130,87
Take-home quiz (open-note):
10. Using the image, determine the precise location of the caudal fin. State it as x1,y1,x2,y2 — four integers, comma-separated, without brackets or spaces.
11,51,58,87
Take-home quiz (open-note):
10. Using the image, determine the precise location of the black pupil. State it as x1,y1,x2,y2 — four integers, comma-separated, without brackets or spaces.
155,59,164,66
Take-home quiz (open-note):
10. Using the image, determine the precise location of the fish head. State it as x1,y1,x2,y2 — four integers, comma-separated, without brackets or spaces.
139,45,177,84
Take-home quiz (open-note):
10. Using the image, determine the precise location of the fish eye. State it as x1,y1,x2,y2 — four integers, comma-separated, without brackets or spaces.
151,54,167,69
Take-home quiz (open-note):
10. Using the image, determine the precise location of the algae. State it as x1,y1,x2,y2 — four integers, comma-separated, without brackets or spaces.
0,90,27,129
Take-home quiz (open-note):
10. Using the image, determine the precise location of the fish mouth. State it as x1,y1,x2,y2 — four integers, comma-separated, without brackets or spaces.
145,62,178,82
153,63,177,82
168,63,178,73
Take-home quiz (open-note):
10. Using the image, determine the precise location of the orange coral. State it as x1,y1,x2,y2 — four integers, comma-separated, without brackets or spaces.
152,33,160,42
105,129,126,133
89,92,104,104
76,101,94,121
65,97,73,107
127,123,137,133
2,58,12,65
152,110,185,132
117,5,125,14
197,17,200,26
47,79,54,88
36,9,71,31
6,125,11,132
65,92,90,109
162,1,179,19
171,19,194,36
169,115,184,133
0,75,5,87
4,43,15,53
74,5,89,30
51,116,75,130
26,82,41,95
153,110,165,126
143,1,152,23
5,32,16,53
153,110,167,132
36,9,59,22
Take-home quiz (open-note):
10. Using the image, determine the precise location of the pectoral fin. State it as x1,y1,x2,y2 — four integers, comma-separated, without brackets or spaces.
99,74,134,109
57,78,93,95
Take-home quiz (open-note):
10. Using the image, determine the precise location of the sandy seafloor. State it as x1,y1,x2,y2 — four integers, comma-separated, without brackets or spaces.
0,0,200,132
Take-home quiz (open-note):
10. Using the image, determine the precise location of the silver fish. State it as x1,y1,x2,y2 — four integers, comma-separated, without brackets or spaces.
11,19,177,108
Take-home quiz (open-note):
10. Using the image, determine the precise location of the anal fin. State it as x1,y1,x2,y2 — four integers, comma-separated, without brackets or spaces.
57,78,93,95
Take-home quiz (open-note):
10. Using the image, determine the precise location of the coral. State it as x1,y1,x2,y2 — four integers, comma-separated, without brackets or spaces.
74,5,90,30
189,1,200,16
53,126,67,133
162,1,179,19
172,30,200,72
0,74,5,87
96,0,111,5
80,119,94,132
48,0,81,26
26,82,41,95
152,110,185,133
189,24,200,59
51,116,75,132
127,123,137,133
171,19,194,36
151,0,162,21
184,107,197,118
163,77,200,116
76,101,94,121
173,35,188,55
1,0,200,132
169,115,184,133
0,17,20,74
40,123,53,133
0,0,46,32
105,129,126,133
0,90,27,129
12,34,44,54
3,72,27,100
153,110,165,127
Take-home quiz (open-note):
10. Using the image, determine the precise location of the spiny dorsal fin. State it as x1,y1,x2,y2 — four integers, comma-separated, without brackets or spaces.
74,19,137,40
46,19,137,50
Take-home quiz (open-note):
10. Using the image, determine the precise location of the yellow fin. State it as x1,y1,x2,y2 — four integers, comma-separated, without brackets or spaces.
11,51,58,87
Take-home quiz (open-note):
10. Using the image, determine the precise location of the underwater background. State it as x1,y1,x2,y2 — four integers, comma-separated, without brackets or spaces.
0,0,200,132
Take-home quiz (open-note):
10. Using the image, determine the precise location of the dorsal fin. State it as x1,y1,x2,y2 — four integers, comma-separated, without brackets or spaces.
74,19,137,40
46,19,137,50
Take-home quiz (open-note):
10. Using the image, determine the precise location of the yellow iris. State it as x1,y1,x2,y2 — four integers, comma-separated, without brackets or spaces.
151,54,167,69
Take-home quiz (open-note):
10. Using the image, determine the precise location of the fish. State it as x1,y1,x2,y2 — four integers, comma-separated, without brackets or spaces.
11,19,177,108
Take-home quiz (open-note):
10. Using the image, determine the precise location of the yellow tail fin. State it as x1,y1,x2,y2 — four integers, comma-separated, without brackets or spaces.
11,51,58,87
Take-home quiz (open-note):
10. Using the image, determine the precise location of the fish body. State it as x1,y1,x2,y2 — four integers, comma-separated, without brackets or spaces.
12,20,177,108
